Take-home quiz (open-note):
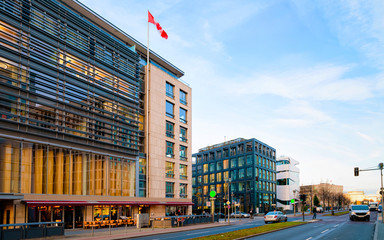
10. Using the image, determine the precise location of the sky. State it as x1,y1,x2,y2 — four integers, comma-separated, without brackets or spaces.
79,0,384,194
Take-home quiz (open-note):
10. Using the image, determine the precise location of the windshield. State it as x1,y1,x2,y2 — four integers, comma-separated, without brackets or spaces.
351,205,369,210
266,212,277,215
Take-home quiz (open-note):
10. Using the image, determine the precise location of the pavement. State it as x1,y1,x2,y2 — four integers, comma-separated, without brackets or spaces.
374,213,384,240
35,211,331,240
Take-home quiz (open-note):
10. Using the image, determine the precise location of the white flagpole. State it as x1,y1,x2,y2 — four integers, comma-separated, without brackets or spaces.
145,14,150,198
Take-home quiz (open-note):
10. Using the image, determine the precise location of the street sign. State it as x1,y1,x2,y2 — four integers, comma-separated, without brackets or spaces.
226,201,230,205
227,205,231,209
291,199,295,204
210,191,216,198
206,202,211,207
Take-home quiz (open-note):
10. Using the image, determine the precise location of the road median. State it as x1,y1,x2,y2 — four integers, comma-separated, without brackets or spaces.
191,221,307,240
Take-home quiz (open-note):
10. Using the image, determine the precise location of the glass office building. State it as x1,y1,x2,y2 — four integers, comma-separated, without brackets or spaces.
192,138,277,214
0,0,192,227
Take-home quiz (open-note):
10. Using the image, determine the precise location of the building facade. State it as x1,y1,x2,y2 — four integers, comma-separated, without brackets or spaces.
276,156,300,211
192,138,277,214
345,191,381,204
0,0,192,227
300,183,343,209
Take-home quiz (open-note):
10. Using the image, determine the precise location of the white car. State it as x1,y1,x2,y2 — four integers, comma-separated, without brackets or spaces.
264,211,287,223
349,205,370,221
230,211,250,218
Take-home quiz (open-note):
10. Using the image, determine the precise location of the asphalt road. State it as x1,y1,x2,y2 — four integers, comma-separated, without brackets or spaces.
250,211,378,240
127,212,377,240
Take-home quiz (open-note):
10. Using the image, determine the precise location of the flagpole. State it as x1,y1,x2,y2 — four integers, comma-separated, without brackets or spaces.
145,14,150,198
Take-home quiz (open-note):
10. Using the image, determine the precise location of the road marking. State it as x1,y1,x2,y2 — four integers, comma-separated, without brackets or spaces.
305,237,312,240
186,231,209,235
321,229,329,233
334,224,339,227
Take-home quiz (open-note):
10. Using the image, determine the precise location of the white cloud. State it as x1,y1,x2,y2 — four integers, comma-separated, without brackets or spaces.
356,131,374,142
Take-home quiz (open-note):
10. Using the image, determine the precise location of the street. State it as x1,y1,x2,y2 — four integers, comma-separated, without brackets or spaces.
127,212,377,240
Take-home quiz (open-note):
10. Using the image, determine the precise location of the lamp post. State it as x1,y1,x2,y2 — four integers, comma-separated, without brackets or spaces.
380,163,384,223
227,178,232,225
293,189,298,216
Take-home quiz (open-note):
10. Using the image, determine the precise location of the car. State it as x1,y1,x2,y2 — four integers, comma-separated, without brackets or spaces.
230,211,250,218
378,205,382,213
215,212,226,218
264,211,287,223
349,205,370,221
316,207,324,213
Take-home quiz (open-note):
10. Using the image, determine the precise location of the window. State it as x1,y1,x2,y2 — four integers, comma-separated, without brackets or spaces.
166,82,174,98
246,167,252,177
180,90,187,105
238,157,245,167
216,151,222,159
166,121,174,138
223,171,229,181
216,172,222,182
180,145,187,161
166,182,174,198
166,141,174,158
231,158,237,168
231,170,237,180
209,163,215,172
203,164,208,173
180,164,187,180
203,186,208,195
180,127,187,142
217,161,223,171
216,184,222,193
180,183,187,198
223,159,229,169
246,155,253,165
180,108,187,123
166,162,174,178
203,175,208,184
210,173,215,183
239,169,245,179
166,101,174,118
238,182,245,191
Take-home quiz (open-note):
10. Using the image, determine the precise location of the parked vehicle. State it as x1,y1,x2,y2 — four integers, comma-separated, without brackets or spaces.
264,211,287,223
215,213,226,218
378,205,382,213
369,202,378,211
349,205,370,221
316,207,324,213
230,211,250,218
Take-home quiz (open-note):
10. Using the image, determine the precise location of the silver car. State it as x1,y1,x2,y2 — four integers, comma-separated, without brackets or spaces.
264,211,287,223
230,211,250,218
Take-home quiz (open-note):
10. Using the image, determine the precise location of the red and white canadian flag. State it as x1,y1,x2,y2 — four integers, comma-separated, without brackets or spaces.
148,11,168,39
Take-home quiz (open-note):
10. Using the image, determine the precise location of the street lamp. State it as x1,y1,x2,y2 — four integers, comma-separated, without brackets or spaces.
293,189,298,216
227,178,232,224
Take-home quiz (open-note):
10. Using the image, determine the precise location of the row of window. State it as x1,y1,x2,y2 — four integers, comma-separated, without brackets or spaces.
165,182,188,198
166,141,188,160
166,162,188,180
193,168,276,185
166,82,187,105
166,121,187,142
166,101,187,123
194,181,276,196
193,156,276,173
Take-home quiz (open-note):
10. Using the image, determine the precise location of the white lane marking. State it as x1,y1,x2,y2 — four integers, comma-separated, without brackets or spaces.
186,231,209,235
321,229,329,233
334,224,339,227
305,237,312,240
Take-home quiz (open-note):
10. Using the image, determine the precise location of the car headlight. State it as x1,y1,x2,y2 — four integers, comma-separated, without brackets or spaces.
351,211,356,215
367,211,370,215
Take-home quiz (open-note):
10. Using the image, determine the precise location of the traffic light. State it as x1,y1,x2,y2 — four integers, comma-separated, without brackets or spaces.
354,167,359,176
255,176,259,181
300,194,307,202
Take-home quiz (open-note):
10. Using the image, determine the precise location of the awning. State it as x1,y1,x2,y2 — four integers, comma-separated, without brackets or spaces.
23,200,194,206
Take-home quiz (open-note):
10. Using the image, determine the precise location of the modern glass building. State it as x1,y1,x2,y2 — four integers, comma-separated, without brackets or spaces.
192,138,277,214
276,156,300,211
0,0,192,227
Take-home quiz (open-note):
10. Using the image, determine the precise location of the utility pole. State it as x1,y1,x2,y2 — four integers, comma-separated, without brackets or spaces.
354,163,384,223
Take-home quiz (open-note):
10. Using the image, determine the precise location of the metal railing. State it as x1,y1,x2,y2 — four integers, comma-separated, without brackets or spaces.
0,221,64,240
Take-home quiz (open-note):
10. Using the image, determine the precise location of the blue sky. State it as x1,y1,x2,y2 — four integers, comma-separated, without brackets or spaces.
79,0,384,194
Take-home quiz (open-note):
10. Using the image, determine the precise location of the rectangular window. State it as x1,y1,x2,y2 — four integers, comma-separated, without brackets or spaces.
246,155,253,165
180,108,187,123
231,158,237,168
166,162,174,178
210,173,215,183
223,159,229,169
180,90,187,105
180,183,187,198
203,175,208,184
239,169,245,179
166,101,174,118
166,82,174,98
223,149,229,157
203,186,208,195
203,164,208,173
238,156,245,167
223,171,229,181
231,170,237,180
166,141,174,158
216,151,222,159
246,167,252,177
180,127,187,142
166,182,174,198
216,172,222,182
216,184,222,193
216,161,223,171
180,145,187,161
238,182,245,191
166,121,174,138
209,163,215,172
180,164,187,180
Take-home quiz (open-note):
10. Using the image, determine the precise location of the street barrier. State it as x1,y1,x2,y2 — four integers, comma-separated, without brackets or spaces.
0,222,64,240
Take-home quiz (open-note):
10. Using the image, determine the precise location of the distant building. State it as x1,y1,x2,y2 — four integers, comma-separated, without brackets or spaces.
345,191,381,204
300,183,343,208
276,156,300,210
192,138,277,214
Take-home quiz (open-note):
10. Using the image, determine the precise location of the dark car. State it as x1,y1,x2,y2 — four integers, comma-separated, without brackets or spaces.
378,205,382,213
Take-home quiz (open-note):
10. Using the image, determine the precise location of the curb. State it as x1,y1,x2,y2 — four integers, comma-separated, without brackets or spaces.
374,219,379,240
233,222,309,240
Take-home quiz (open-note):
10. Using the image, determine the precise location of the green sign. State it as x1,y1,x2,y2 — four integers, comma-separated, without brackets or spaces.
209,191,216,198
291,199,295,204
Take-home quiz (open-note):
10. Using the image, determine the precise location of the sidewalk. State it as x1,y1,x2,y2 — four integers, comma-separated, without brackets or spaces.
374,214,384,240
44,220,230,240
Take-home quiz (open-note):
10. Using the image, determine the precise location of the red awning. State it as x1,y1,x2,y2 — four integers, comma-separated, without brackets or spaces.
23,200,194,206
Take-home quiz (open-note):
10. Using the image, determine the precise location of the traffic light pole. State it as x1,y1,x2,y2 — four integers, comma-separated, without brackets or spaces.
354,163,384,223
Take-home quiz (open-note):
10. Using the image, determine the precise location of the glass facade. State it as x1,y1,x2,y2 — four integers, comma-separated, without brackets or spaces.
192,138,276,214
